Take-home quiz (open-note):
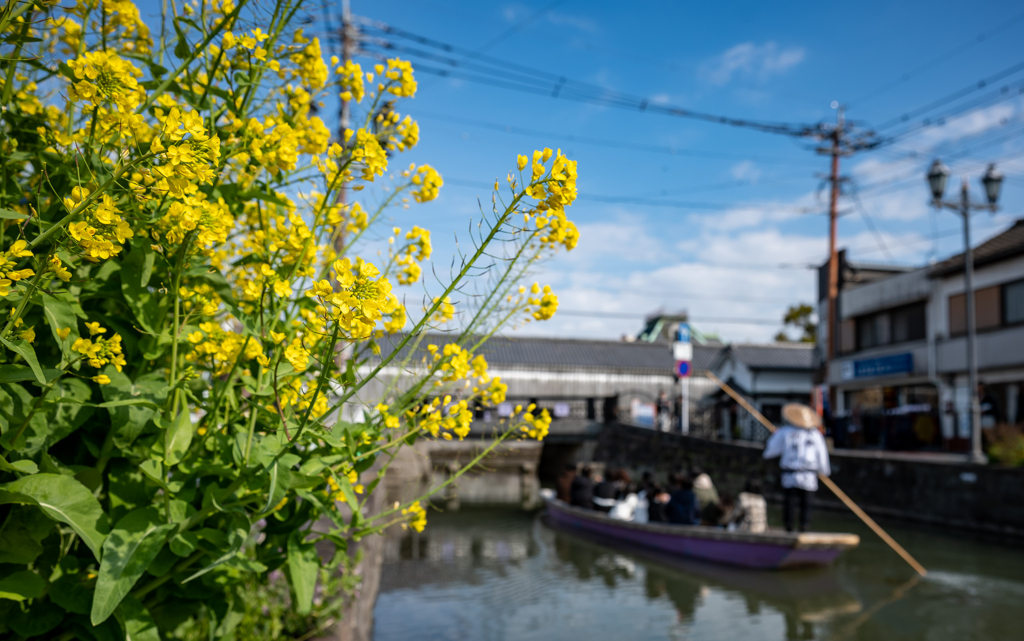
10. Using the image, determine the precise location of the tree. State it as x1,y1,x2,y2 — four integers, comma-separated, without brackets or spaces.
775,304,817,343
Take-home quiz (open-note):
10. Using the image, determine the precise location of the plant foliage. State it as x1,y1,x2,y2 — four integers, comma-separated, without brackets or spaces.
0,0,580,638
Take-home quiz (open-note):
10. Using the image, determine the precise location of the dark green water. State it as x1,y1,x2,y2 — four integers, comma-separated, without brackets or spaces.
372,507,1024,641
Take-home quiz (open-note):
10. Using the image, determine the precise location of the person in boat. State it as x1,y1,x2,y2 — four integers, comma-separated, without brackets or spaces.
646,484,670,523
570,466,595,509
732,478,768,533
762,403,831,532
691,466,720,513
666,474,701,526
556,463,577,503
593,469,618,512
609,482,641,521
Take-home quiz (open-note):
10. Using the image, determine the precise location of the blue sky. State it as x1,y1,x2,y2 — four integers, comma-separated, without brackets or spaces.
144,0,1024,342
338,0,1024,342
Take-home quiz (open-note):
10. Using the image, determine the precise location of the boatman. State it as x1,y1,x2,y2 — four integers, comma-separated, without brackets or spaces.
762,403,831,533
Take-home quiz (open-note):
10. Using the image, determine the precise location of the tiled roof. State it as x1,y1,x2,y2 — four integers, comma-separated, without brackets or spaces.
692,344,723,372
375,334,676,375
930,219,1024,277
719,343,815,370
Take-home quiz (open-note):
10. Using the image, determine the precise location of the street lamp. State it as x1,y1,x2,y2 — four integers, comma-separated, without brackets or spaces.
927,159,1001,464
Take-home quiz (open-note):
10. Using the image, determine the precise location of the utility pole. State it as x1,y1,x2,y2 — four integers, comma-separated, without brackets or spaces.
334,0,356,259
826,108,843,366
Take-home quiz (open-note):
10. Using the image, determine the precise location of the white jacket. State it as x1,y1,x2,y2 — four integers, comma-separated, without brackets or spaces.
763,425,830,491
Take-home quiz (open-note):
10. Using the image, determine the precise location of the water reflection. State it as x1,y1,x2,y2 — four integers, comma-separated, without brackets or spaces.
372,508,1024,641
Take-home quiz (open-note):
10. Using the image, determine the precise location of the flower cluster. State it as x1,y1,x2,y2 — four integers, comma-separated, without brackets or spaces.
410,165,442,203
64,192,135,262
0,241,35,297
395,226,431,285
402,501,427,532
72,324,127,371
67,50,146,111
306,258,403,339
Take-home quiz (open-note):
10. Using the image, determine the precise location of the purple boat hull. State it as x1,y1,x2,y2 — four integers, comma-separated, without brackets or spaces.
545,499,858,570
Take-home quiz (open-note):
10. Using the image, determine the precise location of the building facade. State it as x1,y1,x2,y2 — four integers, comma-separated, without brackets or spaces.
706,343,816,442
820,219,1024,452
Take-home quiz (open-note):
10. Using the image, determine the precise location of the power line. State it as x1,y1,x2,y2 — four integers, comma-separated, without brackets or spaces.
850,10,1024,107
414,110,819,166
443,177,818,214
353,17,824,137
872,59,1024,132
475,0,569,52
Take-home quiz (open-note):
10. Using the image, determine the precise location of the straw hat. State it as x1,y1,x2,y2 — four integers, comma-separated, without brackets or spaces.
783,403,821,429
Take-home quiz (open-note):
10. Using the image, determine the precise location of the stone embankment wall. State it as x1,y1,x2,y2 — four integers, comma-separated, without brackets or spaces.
593,424,1024,540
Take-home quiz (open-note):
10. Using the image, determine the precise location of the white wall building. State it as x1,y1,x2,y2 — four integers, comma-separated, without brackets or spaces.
821,219,1024,452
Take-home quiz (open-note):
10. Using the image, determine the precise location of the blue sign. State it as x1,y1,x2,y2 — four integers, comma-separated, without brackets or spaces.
675,360,691,377
676,323,690,343
842,353,913,380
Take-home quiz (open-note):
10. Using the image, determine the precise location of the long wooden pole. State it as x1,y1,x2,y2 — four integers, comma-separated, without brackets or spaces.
705,371,927,577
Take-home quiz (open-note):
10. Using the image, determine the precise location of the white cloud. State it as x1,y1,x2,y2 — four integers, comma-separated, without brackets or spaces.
730,160,762,184
701,42,805,86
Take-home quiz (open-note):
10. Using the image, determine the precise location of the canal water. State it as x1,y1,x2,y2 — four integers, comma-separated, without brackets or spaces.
372,507,1024,640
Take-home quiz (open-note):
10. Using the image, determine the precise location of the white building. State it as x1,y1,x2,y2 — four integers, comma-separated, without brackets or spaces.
707,343,816,442
820,219,1024,452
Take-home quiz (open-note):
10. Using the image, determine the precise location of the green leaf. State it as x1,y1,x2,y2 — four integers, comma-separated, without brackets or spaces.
0,364,61,384
169,530,199,557
49,558,92,614
0,207,28,220
0,337,45,384
7,598,63,636
5,377,93,456
0,453,37,475
40,291,81,361
91,507,176,625
181,514,249,584
287,530,319,615
0,473,109,561
116,595,161,641
0,570,45,601
164,403,193,467
0,505,54,564
102,370,167,451
120,243,163,334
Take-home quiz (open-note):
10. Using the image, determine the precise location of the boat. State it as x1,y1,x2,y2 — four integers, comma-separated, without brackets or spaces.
543,496,859,570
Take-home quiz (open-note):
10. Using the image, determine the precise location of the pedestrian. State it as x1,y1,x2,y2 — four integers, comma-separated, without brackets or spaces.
570,466,595,509
762,403,831,532
656,390,671,432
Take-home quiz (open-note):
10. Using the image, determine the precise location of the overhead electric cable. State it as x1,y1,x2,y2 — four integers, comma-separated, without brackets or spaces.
443,177,817,213
413,110,819,165
475,0,570,52
873,59,1024,131
354,17,822,137
850,10,1024,106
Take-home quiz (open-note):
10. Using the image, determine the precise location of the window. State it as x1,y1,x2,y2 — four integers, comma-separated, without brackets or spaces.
1005,280,1024,325
891,303,926,343
840,319,856,354
857,314,877,350
949,286,1002,335
856,302,926,350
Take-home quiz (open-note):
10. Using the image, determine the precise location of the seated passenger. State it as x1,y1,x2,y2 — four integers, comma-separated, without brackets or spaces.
733,478,768,533
691,467,720,512
609,484,640,521
666,475,701,526
570,466,595,509
556,463,576,503
647,485,670,523
592,470,617,513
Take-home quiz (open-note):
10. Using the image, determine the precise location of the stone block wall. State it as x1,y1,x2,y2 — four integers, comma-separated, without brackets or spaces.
592,424,1024,540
